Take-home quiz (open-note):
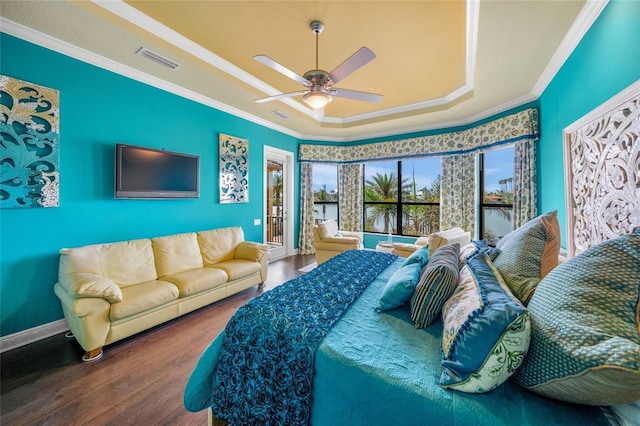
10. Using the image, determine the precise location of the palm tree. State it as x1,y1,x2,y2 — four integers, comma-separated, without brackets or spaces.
272,172,283,217
315,184,329,220
365,172,399,233
413,174,440,234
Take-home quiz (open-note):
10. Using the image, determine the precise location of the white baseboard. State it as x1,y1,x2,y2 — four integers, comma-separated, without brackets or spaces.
0,319,69,353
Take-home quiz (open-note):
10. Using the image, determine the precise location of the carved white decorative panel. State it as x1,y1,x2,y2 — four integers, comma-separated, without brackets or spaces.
563,81,640,257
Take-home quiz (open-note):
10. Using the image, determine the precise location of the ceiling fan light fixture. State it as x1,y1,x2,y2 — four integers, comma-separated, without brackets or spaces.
303,92,332,108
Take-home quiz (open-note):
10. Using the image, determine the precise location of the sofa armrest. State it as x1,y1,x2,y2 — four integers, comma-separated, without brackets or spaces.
340,231,364,243
391,243,420,257
58,272,122,303
234,241,270,262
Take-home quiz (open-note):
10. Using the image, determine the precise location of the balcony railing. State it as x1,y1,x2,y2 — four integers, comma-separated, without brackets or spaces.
266,215,283,245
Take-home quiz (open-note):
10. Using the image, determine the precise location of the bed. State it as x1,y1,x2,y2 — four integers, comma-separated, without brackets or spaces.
184,82,640,425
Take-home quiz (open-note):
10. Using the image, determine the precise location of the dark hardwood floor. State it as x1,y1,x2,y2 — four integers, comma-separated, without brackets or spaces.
0,254,316,426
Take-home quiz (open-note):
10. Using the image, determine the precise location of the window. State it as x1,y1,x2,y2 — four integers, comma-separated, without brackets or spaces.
480,146,514,246
313,164,338,224
364,158,440,236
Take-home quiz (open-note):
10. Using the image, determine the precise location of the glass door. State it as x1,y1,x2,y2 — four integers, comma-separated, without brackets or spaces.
266,159,284,255
264,146,293,260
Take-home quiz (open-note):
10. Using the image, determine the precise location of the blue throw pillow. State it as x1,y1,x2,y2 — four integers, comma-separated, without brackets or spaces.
401,245,429,268
441,251,530,393
376,262,422,311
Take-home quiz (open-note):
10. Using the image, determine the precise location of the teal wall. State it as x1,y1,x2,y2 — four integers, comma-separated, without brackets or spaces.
537,0,640,242
2,0,639,338
0,34,300,336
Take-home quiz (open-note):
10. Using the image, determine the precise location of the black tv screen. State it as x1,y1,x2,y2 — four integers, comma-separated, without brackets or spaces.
115,143,200,199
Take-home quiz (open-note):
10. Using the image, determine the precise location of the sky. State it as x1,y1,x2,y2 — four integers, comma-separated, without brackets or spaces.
483,146,514,193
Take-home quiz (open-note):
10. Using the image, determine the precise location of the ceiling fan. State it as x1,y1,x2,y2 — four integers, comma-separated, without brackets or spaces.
253,20,383,117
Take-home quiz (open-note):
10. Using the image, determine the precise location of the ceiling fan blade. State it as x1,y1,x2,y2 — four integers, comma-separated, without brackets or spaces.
254,90,308,103
328,47,376,84
254,55,310,87
329,88,383,103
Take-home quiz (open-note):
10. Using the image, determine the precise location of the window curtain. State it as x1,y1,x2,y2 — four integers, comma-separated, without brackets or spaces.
298,163,316,255
440,153,476,236
338,163,364,232
512,138,538,229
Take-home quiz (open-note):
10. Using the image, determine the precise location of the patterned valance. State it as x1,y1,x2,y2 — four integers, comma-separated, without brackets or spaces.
299,108,539,163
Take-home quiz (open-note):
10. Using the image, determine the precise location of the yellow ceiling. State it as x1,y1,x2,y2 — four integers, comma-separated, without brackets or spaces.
125,0,466,118
1,0,595,141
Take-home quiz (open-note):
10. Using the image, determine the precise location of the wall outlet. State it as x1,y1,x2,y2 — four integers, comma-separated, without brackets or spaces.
254,219,261,226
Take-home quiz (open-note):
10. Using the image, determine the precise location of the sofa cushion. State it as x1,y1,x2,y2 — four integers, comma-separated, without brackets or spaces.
512,231,640,405
212,259,261,281
152,232,204,277
161,267,229,297
59,239,157,288
376,262,422,311
493,210,561,304
317,220,339,239
198,227,245,265
441,252,530,393
409,243,460,328
110,280,179,321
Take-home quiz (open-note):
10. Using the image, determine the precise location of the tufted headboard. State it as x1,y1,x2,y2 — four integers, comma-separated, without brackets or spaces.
562,80,640,258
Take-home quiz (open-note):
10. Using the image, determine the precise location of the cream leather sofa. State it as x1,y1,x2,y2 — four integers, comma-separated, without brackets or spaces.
392,227,471,257
54,226,269,361
313,220,364,264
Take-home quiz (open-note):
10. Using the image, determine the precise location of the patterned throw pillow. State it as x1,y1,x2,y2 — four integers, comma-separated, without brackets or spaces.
409,243,459,328
440,252,531,393
493,210,560,304
458,240,500,269
401,245,430,268
512,231,640,405
376,262,422,311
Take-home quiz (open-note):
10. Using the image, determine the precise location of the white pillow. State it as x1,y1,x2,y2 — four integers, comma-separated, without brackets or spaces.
317,220,339,239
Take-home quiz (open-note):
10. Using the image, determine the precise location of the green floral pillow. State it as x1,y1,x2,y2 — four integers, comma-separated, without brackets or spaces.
493,210,561,304
441,252,530,393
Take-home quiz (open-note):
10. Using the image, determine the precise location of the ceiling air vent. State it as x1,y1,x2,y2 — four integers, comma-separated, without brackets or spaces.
270,110,290,119
135,47,181,70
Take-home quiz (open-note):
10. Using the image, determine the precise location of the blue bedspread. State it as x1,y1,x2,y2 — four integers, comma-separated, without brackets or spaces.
185,254,611,426
210,250,396,425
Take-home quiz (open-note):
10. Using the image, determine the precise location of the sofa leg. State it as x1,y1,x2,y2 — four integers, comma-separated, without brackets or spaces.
82,348,104,362
258,282,265,287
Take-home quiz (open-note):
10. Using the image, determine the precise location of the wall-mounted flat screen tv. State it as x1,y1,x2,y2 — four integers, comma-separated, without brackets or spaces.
115,143,200,199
